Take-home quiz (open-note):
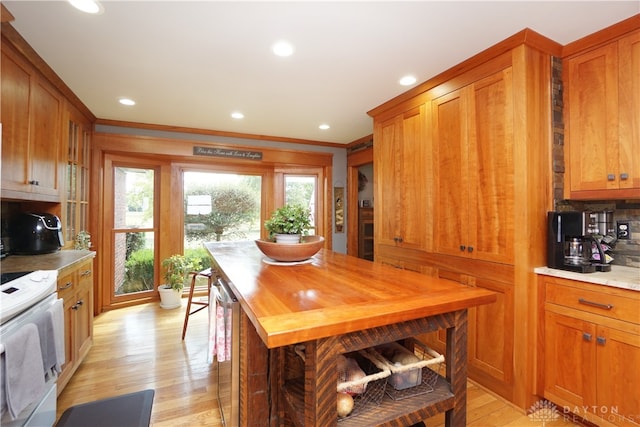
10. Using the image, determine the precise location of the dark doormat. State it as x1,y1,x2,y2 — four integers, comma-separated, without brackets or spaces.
55,389,155,427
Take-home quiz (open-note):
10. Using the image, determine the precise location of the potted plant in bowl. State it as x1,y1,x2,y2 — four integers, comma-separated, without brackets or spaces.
257,204,324,262
263,204,312,243
158,254,197,309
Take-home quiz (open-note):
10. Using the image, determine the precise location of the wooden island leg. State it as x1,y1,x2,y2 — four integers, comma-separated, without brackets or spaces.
303,337,340,426
445,309,468,427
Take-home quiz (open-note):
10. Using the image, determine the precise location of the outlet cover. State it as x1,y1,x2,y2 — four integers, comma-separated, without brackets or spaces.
617,221,630,240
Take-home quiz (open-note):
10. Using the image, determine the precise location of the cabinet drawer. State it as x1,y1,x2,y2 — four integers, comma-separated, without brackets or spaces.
546,282,640,324
76,261,93,288
57,271,76,300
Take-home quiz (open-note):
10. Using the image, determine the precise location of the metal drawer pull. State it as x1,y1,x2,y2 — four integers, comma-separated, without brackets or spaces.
583,332,592,342
607,174,615,181
620,173,629,180
59,282,73,290
596,336,607,345
81,270,92,276
578,298,613,310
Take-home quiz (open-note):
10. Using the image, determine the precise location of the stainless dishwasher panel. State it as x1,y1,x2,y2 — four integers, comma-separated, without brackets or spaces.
216,278,240,427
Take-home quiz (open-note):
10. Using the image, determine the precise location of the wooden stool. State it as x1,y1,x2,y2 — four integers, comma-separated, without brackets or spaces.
182,268,213,340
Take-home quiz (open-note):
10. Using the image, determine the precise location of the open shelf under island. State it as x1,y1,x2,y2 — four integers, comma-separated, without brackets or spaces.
205,241,496,427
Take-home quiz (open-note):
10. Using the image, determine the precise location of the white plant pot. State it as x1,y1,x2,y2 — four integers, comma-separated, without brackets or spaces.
274,233,301,244
158,285,183,309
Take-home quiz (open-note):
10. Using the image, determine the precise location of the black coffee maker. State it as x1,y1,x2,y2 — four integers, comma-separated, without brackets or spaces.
547,211,612,273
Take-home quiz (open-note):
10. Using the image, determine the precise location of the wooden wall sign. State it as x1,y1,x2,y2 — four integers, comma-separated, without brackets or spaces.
193,146,263,160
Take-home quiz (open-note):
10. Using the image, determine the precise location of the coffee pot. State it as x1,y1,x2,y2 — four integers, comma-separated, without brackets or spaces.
547,211,613,273
563,236,592,267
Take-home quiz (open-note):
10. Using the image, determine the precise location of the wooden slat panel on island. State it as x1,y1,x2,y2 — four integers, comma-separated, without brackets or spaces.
206,241,496,427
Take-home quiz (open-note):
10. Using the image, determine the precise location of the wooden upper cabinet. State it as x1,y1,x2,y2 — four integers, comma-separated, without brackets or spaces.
564,30,640,199
618,31,640,192
30,78,62,196
1,42,62,201
1,48,31,194
373,104,429,252
433,69,515,265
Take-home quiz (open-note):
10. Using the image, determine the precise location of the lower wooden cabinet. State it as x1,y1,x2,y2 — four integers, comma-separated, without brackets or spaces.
56,258,94,393
421,268,515,401
542,276,640,427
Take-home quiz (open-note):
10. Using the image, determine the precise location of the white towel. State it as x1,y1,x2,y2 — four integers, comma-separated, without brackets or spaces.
33,309,56,377
49,299,65,374
2,323,45,420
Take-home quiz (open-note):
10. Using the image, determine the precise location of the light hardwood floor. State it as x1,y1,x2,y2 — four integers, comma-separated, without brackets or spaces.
57,301,582,426
56,299,221,426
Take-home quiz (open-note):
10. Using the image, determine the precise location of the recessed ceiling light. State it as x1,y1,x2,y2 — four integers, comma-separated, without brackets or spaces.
231,112,244,119
119,98,135,106
272,41,294,57
399,75,417,86
68,0,103,14
319,124,330,130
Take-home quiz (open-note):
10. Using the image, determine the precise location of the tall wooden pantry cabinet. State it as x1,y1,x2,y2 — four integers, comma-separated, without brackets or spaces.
368,29,559,410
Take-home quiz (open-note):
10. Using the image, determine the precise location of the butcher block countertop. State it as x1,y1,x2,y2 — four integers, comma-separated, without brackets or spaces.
205,241,496,349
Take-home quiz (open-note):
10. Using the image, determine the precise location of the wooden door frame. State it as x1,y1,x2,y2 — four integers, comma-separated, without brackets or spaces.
346,147,373,257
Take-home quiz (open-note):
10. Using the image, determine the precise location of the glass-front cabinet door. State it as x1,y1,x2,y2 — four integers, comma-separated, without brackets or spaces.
64,107,91,249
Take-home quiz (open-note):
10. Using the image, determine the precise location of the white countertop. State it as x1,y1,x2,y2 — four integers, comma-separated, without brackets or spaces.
534,265,640,292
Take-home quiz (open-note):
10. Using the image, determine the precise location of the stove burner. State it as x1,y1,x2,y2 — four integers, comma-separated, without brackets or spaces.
1,271,33,285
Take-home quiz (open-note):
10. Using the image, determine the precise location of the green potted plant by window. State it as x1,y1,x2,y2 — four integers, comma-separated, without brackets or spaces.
158,254,197,309
264,204,312,243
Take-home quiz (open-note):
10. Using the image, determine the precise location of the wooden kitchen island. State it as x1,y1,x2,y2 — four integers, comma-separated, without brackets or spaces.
205,241,496,427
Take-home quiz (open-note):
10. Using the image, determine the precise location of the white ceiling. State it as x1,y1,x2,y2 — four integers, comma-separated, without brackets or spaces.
3,1,639,145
